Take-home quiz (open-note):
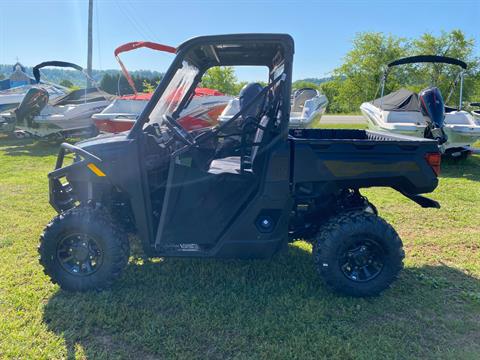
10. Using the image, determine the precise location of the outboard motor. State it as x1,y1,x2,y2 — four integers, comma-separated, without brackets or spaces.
15,87,49,128
419,87,447,145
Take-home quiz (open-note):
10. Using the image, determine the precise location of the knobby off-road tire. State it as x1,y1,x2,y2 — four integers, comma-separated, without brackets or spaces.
313,211,404,297
39,206,130,292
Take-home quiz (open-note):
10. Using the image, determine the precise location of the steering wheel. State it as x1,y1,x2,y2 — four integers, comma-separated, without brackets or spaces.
162,114,196,147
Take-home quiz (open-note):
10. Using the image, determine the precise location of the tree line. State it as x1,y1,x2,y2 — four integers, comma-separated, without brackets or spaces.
141,30,478,114
47,30,478,114
99,73,163,95
321,30,479,113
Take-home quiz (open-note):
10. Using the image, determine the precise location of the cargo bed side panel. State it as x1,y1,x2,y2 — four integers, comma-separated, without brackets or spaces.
292,138,439,194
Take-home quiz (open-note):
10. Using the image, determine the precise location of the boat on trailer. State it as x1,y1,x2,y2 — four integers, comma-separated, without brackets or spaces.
218,86,328,128
289,87,328,128
92,41,232,133
0,62,67,115
0,61,113,140
360,55,480,157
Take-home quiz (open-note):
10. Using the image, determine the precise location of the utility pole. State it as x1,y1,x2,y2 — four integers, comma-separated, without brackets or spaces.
87,0,93,88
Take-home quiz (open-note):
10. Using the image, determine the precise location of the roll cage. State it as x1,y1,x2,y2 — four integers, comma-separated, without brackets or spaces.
128,34,294,139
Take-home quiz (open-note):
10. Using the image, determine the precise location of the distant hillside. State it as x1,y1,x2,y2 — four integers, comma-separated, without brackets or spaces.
0,64,334,89
296,77,333,85
0,64,164,87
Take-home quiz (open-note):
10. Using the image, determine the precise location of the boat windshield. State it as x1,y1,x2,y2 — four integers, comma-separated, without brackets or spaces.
149,60,199,125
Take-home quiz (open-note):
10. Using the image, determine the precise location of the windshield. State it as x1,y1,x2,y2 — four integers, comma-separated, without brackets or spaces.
149,60,199,125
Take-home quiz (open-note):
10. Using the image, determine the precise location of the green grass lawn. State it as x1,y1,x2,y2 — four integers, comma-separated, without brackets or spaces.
0,134,479,359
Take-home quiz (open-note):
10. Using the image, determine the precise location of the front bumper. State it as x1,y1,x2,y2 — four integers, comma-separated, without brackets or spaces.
48,143,102,212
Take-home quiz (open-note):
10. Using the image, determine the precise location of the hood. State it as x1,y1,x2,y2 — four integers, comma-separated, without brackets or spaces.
76,132,132,158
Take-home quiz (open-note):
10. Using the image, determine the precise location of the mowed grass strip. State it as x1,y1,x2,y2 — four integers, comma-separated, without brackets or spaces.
0,134,478,359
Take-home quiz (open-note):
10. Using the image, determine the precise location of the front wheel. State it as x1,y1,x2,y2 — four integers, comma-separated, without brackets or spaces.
39,206,130,292
313,211,404,297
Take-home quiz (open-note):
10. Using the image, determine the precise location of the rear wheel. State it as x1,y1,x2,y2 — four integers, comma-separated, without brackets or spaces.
39,206,130,292
313,211,404,297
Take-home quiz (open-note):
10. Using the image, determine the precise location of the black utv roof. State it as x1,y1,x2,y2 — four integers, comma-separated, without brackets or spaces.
371,88,421,112
388,55,467,69
176,33,294,68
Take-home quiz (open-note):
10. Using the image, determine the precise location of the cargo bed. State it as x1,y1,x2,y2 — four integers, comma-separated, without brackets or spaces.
289,128,440,195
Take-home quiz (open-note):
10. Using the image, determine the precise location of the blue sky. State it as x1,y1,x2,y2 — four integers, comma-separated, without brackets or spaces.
0,0,478,81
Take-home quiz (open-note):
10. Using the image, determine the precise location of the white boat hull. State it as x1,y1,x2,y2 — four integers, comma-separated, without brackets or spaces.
1,99,110,138
0,84,66,113
360,102,480,150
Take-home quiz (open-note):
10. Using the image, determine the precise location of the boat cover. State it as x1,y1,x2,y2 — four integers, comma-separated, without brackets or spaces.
371,88,421,112
51,87,114,106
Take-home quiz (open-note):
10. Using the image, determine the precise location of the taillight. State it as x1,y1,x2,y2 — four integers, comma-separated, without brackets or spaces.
425,152,441,176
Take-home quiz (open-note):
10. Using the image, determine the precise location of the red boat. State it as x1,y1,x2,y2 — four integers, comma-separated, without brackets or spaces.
92,41,232,133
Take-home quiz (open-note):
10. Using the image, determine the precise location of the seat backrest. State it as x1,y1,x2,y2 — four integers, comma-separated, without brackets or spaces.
292,88,317,112
239,83,265,118
250,115,270,165
247,78,288,174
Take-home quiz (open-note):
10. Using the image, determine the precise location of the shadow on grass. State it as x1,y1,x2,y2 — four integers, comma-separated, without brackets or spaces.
0,136,64,157
42,245,480,359
440,154,480,182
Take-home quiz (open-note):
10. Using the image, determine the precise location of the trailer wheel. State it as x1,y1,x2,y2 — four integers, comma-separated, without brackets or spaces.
313,211,404,297
13,130,30,139
39,206,130,292
443,148,471,161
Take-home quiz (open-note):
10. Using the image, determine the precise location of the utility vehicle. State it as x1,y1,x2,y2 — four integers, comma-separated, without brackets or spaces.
40,34,441,297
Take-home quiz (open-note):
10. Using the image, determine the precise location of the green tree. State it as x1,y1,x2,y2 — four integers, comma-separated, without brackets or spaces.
326,30,479,113
142,79,160,93
200,66,239,95
332,32,407,113
471,73,480,101
292,80,320,91
232,81,248,95
0,73,5,80
100,73,118,94
410,30,478,105
100,73,162,95
59,79,74,88
320,81,343,113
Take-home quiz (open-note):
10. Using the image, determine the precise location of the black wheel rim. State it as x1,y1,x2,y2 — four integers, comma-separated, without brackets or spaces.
57,233,103,276
339,238,385,282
